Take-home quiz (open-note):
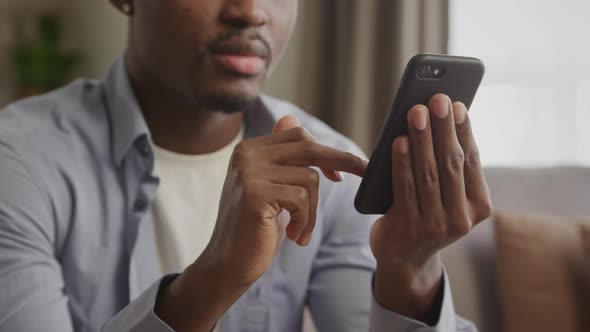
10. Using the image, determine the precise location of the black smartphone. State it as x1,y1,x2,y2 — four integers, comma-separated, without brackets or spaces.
354,54,485,215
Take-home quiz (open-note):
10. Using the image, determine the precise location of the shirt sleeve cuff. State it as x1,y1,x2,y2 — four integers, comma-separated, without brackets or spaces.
370,269,460,332
102,274,179,332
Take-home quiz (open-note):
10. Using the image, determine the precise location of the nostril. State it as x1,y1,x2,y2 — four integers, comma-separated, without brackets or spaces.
251,9,269,26
221,3,268,28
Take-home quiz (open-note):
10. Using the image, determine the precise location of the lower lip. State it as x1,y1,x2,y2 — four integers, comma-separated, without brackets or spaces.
214,54,266,76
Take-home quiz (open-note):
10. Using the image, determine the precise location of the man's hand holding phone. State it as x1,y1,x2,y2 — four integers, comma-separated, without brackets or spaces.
370,94,492,322
155,116,369,332
156,93,492,330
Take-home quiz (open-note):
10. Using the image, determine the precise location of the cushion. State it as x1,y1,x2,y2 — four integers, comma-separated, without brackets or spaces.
494,212,590,332
579,223,590,328
582,223,590,266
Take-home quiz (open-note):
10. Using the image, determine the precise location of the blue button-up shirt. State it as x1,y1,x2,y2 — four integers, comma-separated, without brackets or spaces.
0,59,476,332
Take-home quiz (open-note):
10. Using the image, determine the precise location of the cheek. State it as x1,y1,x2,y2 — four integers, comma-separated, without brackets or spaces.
133,0,221,83
138,2,213,54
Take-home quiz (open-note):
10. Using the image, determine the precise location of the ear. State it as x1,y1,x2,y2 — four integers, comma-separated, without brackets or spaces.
110,0,134,15
109,0,122,9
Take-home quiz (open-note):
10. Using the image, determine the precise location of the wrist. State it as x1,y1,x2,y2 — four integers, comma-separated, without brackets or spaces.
155,252,251,332
374,254,443,321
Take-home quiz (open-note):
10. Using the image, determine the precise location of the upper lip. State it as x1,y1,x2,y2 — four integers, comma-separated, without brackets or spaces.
209,35,270,60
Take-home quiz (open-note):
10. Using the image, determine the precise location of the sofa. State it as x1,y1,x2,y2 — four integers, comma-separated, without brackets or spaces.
444,166,590,332
303,167,590,332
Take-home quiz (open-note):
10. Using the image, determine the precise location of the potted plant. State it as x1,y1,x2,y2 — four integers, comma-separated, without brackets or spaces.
11,14,80,97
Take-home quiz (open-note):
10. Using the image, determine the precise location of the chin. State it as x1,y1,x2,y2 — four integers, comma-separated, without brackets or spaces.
198,91,260,114
189,72,265,113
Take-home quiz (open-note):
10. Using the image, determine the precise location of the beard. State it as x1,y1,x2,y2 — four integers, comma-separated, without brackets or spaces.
197,91,260,114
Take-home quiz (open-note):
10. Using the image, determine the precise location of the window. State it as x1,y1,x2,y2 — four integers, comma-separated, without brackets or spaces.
449,0,590,166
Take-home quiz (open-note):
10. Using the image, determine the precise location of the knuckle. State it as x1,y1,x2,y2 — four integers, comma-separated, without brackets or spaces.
303,129,316,142
443,152,465,175
448,216,472,238
294,187,309,204
465,150,482,169
419,167,439,187
293,127,312,141
307,169,320,186
398,180,416,200
235,141,249,152
475,198,493,222
232,143,252,166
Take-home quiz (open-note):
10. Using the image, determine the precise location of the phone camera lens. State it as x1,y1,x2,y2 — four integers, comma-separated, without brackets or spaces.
419,65,432,77
418,65,443,79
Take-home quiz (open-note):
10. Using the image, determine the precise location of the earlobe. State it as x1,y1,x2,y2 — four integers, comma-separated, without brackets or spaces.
111,0,134,16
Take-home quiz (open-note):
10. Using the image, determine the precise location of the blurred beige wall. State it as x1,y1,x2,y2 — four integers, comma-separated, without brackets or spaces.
261,1,309,106
62,1,127,80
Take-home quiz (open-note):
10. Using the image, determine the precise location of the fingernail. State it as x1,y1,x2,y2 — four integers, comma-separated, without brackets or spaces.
433,97,449,118
335,171,344,182
397,137,409,155
454,104,467,124
413,109,428,130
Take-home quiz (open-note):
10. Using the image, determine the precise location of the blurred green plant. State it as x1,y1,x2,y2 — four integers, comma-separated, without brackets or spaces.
11,14,80,95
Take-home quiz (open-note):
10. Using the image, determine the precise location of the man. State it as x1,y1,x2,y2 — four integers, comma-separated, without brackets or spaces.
0,0,491,331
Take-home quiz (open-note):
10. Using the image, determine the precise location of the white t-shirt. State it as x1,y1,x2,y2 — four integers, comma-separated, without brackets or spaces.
151,127,244,275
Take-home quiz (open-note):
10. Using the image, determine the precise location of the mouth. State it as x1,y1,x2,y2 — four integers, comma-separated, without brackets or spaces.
214,54,266,77
209,35,270,77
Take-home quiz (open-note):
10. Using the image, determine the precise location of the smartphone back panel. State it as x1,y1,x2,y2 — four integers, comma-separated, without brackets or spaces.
355,54,485,215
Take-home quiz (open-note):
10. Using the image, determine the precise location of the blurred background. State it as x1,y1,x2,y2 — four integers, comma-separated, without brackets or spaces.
1,1,590,332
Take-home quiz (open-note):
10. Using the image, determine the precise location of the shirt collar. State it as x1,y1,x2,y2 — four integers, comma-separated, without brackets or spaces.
102,57,281,166
103,57,152,166
244,96,279,139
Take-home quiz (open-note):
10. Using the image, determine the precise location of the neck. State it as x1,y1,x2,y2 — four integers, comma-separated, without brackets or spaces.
125,56,244,155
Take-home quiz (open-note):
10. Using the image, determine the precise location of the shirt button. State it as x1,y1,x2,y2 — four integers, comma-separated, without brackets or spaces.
133,199,148,212
137,140,150,158
83,81,94,91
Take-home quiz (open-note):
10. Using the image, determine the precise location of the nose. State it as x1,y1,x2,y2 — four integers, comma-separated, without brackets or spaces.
221,0,269,28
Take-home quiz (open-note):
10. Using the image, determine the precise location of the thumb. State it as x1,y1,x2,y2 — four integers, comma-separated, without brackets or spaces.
273,115,301,134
